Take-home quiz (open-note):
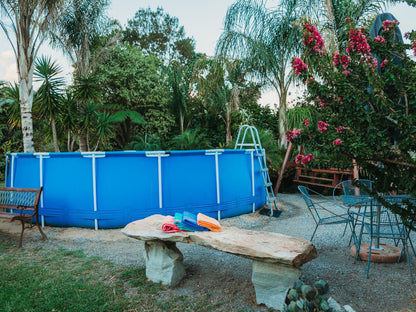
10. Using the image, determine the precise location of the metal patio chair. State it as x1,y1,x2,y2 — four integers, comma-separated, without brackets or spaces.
298,186,351,242
333,179,374,246
352,199,413,281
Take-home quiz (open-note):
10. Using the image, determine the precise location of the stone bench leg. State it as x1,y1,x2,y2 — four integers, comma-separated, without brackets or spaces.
252,260,301,310
144,240,186,287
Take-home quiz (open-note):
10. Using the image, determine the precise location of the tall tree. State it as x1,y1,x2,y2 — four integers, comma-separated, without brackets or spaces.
93,44,167,149
0,0,62,152
50,0,113,151
123,7,194,62
216,0,303,147
34,56,64,152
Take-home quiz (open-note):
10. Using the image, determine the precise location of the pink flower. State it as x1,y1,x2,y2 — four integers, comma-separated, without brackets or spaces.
302,119,310,126
301,154,314,165
336,126,343,133
292,57,308,75
302,23,325,55
317,121,329,133
347,27,371,55
295,154,314,165
382,20,398,31
306,77,315,84
341,55,351,69
295,154,304,164
373,36,386,43
332,139,342,146
342,70,351,75
333,53,340,66
380,59,388,67
286,128,301,142
319,99,325,107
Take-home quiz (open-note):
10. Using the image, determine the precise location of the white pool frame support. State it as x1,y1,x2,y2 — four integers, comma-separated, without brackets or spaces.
8,154,16,213
10,153,16,188
145,151,170,209
205,149,223,220
82,152,106,230
35,153,50,227
250,150,256,213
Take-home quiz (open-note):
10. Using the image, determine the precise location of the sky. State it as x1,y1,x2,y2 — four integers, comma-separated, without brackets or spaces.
1,0,416,106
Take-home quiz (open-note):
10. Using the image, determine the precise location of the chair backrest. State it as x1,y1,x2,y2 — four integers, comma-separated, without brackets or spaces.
298,185,320,223
341,179,373,196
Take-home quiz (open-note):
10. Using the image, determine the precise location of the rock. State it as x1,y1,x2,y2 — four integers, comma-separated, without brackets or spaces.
143,241,185,286
343,305,357,312
251,260,301,310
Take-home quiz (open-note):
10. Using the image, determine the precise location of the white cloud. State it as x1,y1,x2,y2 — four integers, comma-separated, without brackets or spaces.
0,50,17,83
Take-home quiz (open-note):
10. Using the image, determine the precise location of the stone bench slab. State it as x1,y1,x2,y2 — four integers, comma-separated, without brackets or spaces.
122,214,317,267
122,214,317,310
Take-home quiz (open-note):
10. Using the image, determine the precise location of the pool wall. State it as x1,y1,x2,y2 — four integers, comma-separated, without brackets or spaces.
5,150,267,229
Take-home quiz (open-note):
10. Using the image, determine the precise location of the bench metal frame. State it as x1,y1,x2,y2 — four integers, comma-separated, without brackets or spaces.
0,186,46,247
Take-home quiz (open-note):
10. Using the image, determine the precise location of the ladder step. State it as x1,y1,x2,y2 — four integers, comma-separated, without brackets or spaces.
264,182,273,187
260,168,268,172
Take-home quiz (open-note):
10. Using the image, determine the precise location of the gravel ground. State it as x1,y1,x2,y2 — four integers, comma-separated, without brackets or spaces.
1,193,416,312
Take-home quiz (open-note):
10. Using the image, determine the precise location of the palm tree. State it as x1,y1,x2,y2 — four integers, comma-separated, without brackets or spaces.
50,0,112,151
34,56,65,152
0,0,63,152
0,83,20,129
216,0,304,147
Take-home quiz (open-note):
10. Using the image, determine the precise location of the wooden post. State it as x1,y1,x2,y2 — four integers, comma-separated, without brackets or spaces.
274,142,293,194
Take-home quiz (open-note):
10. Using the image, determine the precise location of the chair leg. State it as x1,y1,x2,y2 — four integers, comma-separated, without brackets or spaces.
366,236,374,279
406,230,416,258
402,239,414,283
36,215,47,240
18,220,25,248
310,225,319,242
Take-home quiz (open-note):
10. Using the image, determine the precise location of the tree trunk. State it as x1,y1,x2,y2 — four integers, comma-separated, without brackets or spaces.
226,104,232,144
18,54,35,153
67,130,72,152
79,133,88,151
324,0,339,53
179,112,184,134
278,89,288,148
51,115,60,152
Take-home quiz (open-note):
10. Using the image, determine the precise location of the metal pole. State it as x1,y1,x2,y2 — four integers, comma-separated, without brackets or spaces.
158,155,163,209
92,154,98,230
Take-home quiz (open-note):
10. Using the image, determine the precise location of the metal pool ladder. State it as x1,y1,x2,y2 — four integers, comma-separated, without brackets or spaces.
235,125,281,216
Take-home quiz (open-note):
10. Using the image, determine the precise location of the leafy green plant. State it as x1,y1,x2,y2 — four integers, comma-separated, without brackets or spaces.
170,129,212,150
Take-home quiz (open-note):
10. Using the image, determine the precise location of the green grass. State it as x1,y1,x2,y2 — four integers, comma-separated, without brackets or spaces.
0,236,225,312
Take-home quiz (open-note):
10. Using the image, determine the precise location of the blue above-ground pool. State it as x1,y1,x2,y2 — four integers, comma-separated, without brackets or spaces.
5,150,267,229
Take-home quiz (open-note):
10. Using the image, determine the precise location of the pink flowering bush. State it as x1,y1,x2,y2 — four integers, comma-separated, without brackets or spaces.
289,18,416,223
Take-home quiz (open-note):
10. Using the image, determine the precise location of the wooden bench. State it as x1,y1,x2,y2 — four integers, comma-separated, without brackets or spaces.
122,214,317,310
294,167,353,189
0,186,47,247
